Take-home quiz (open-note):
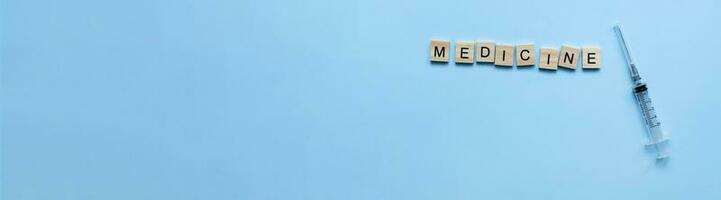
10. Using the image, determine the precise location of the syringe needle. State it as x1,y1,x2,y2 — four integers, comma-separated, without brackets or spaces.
614,25,641,83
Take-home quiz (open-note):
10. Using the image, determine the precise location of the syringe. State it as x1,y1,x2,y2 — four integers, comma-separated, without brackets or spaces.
614,24,670,160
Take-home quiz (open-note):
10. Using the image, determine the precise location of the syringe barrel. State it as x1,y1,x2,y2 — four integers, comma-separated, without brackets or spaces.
633,84,669,159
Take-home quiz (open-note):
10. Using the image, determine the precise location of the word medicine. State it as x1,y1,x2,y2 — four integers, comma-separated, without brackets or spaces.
430,40,601,70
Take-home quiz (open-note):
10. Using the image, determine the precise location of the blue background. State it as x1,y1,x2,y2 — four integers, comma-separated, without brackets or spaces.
2,0,721,199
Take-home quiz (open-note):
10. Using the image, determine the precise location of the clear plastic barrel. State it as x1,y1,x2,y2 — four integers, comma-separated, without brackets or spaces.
634,83,669,159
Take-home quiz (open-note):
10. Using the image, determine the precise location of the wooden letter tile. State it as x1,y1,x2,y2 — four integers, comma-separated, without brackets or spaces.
539,48,559,70
430,40,450,62
494,44,514,66
515,44,535,66
455,41,474,64
582,47,601,69
475,41,495,63
558,45,580,69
